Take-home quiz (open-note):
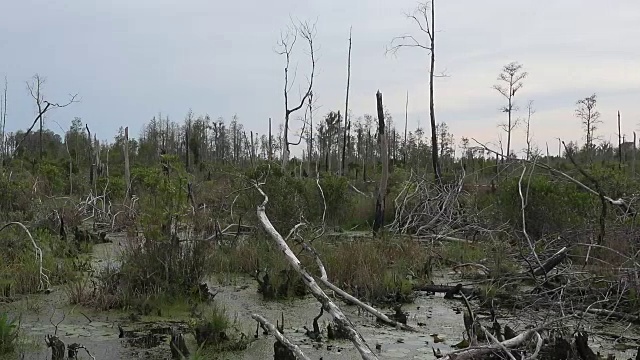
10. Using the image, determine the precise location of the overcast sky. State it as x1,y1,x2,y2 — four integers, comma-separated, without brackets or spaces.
1,0,639,157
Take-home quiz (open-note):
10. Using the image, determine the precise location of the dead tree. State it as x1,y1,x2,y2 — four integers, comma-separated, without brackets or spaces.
13,75,77,160
493,62,527,160
0,77,7,165
373,91,389,235
277,19,316,170
575,93,601,160
387,1,441,182
403,90,409,165
27,75,47,160
524,100,535,160
341,27,353,176
253,184,378,359
617,111,622,168
124,127,131,198
86,125,94,188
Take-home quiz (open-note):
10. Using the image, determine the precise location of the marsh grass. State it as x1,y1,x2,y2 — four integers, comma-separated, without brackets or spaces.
0,227,77,298
210,234,431,303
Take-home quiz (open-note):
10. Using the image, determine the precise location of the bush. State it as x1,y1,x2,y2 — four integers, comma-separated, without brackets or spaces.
0,312,18,355
240,165,355,231
496,174,594,239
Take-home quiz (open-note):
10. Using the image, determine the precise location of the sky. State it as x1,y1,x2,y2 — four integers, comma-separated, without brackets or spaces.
1,0,640,158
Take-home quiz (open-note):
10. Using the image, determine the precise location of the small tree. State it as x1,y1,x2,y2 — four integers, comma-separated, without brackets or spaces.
575,93,601,159
493,62,527,160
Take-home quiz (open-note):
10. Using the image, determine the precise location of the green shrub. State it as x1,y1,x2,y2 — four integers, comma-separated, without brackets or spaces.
0,312,19,354
496,174,594,239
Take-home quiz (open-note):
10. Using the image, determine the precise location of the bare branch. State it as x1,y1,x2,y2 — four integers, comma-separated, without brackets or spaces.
251,314,311,360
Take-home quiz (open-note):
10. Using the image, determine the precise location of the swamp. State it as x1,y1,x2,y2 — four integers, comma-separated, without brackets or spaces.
2,1,640,359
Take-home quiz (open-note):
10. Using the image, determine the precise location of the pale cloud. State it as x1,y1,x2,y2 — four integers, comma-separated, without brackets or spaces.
1,0,639,160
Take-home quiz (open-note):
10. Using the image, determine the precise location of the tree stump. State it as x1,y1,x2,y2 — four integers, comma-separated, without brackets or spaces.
170,327,190,359
45,335,65,360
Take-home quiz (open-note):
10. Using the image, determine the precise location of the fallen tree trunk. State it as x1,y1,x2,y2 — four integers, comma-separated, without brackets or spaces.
254,184,378,360
317,276,417,332
531,246,568,276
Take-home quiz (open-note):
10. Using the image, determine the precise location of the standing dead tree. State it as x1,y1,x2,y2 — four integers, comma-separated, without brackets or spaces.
575,93,601,160
493,62,527,161
277,19,316,171
387,1,441,182
27,74,47,160
373,91,389,235
124,127,131,198
12,75,77,159
523,100,535,160
0,77,7,164
341,27,353,176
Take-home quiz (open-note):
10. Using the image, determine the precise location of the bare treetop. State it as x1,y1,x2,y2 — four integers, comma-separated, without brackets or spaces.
387,2,433,55
277,18,317,170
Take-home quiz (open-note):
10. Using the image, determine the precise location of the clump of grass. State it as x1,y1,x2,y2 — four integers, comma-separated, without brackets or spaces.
0,312,19,355
192,303,248,352
0,227,77,298
210,234,430,303
317,237,430,303
440,238,518,279
114,231,213,307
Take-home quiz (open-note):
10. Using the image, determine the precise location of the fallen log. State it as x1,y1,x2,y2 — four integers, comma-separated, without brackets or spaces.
531,247,568,277
254,184,378,360
317,276,417,332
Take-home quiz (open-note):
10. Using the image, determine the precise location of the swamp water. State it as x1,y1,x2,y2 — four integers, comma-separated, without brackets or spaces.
2,233,640,359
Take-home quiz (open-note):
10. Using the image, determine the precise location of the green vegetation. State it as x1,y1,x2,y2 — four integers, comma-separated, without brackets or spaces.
0,312,18,355
2,81,640,358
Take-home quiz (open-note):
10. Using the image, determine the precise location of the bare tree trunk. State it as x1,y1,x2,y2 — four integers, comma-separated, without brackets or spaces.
124,127,131,198
0,78,6,166
94,134,100,195
373,91,389,235
618,111,622,168
341,27,352,176
186,118,191,172
634,132,637,177
404,91,408,165
268,117,273,161
428,1,441,182
86,125,94,188
250,131,255,166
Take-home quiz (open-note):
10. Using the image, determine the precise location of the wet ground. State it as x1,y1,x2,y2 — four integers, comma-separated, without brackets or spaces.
2,232,640,359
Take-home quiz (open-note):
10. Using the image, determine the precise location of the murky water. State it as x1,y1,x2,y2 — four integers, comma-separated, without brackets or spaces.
3,232,640,359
